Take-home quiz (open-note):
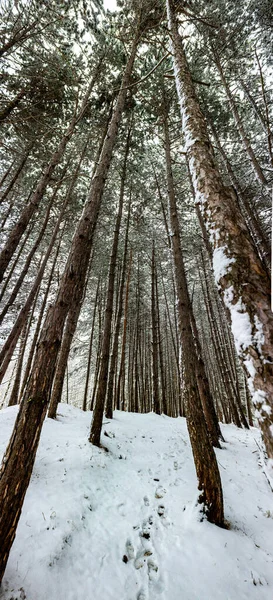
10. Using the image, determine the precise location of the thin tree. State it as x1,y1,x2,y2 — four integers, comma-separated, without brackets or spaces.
0,11,147,581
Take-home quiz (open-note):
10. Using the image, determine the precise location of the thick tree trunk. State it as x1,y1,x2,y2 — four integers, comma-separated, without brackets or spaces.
162,94,224,525
47,145,95,419
167,0,273,462
0,29,141,584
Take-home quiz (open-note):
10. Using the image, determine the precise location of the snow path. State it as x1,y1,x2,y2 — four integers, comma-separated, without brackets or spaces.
0,404,272,600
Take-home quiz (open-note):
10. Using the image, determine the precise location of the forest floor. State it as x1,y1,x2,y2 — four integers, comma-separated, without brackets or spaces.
0,404,273,600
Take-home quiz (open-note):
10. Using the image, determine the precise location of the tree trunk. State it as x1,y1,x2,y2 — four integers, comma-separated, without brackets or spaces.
0,144,32,205
167,0,273,461
19,240,61,400
0,179,63,326
0,224,33,305
151,241,160,414
8,312,30,406
211,49,268,186
89,126,129,444
105,198,131,418
0,60,102,282
207,116,270,275
82,277,101,412
162,88,224,525
0,27,142,583
0,198,68,385
115,249,133,411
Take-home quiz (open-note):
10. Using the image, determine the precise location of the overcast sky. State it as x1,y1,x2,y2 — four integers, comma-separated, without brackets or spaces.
104,0,117,10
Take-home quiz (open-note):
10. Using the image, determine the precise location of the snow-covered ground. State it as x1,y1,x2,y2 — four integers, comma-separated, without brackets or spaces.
0,404,272,600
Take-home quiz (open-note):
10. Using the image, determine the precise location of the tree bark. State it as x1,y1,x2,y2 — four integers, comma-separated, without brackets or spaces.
162,86,224,525
0,27,142,583
167,0,273,462
89,125,129,444
82,277,101,412
19,240,61,400
105,198,131,418
115,249,133,412
8,312,30,406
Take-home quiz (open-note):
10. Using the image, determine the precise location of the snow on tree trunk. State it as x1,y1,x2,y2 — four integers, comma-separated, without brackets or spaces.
166,0,273,465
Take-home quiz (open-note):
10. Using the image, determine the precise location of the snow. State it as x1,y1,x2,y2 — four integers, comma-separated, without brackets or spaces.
223,287,253,353
213,247,235,284
0,404,273,600
254,315,265,354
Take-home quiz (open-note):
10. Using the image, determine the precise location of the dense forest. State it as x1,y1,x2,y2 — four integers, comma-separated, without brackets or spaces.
0,0,272,596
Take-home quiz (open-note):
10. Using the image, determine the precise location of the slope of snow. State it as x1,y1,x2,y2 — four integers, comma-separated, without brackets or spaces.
0,404,272,600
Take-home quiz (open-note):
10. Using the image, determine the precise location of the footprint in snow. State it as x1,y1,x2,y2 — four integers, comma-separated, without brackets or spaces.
157,505,165,517
137,588,147,600
155,486,166,499
148,558,159,582
126,538,135,560
143,495,150,507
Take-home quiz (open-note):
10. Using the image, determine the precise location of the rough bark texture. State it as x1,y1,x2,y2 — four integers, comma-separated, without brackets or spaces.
167,0,273,462
163,100,224,525
0,30,141,584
